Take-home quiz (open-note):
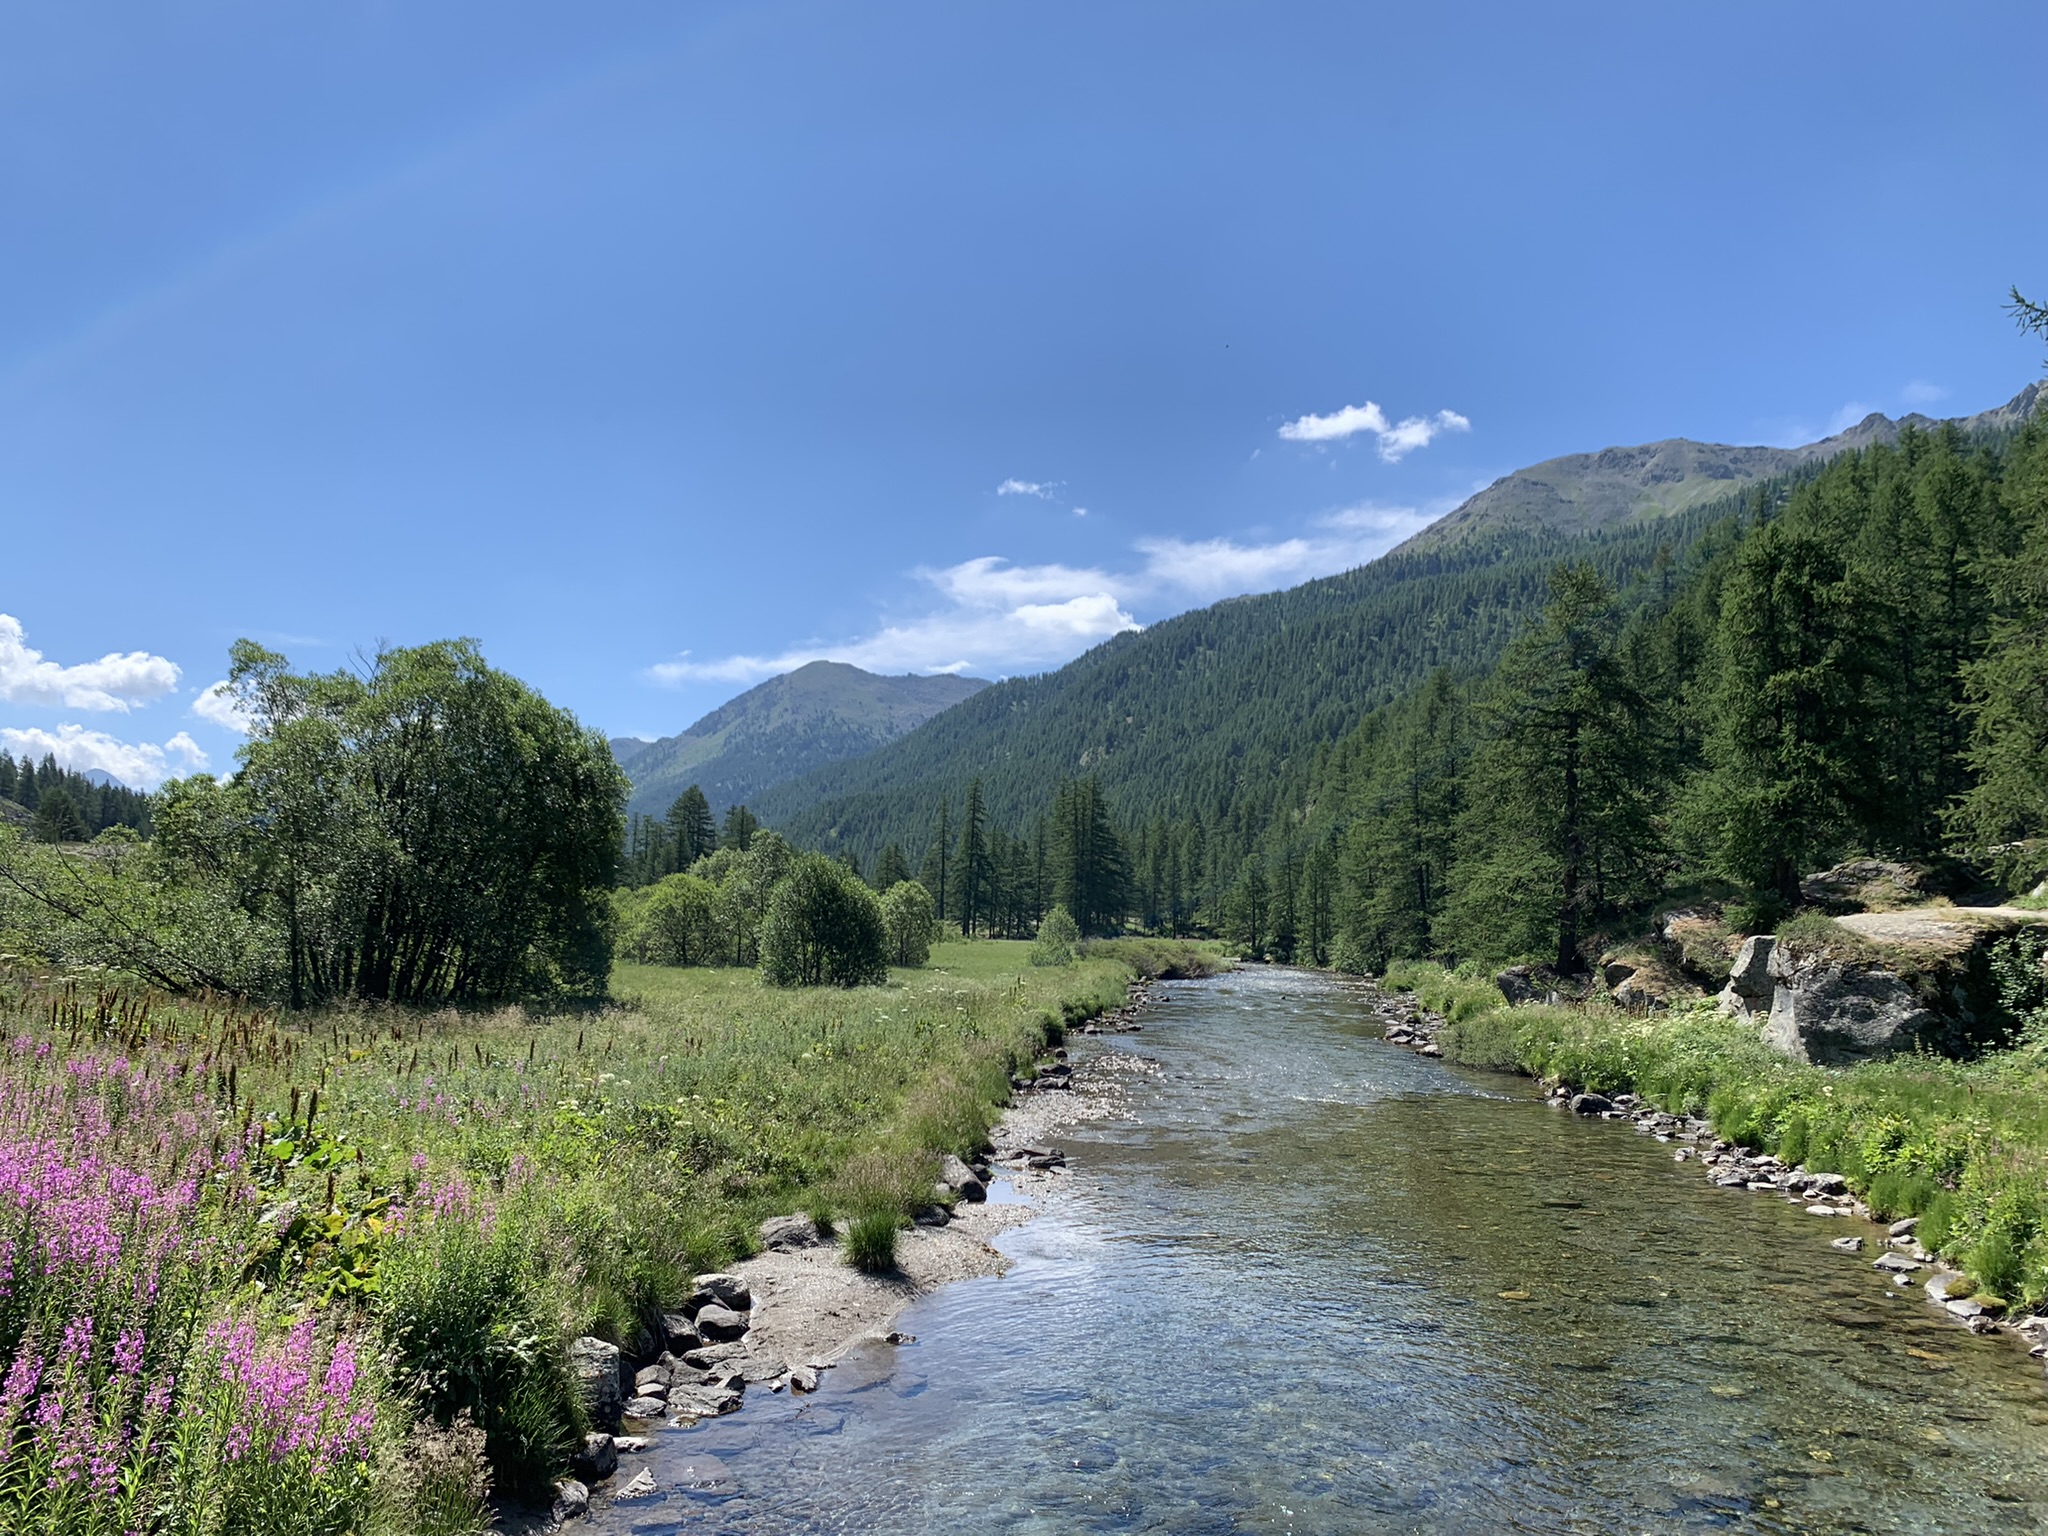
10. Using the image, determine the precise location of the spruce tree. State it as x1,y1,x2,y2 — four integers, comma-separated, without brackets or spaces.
667,786,718,868
955,778,989,936
918,801,951,923
720,803,760,851
874,841,912,890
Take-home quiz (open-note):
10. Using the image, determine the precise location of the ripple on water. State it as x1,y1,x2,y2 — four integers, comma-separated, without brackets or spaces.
594,967,2048,1535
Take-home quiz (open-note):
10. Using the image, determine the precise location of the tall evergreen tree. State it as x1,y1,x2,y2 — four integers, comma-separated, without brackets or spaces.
667,785,718,868
1051,777,1128,936
955,778,990,936
721,803,760,851
1437,565,1664,971
919,800,951,923
873,841,912,890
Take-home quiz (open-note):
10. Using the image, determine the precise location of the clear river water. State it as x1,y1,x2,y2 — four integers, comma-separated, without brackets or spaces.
596,966,2048,1534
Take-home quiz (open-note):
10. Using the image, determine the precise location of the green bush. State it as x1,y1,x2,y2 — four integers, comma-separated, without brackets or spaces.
759,854,889,987
1031,905,1080,967
843,1209,900,1272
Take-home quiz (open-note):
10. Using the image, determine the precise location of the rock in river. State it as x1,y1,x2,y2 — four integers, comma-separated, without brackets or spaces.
1570,1093,1614,1116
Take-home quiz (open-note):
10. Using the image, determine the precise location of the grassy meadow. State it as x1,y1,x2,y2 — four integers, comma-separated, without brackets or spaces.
1396,962,2048,1314
0,937,1196,1533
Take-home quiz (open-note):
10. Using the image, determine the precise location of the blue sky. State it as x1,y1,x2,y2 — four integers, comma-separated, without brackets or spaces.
1,2,2042,783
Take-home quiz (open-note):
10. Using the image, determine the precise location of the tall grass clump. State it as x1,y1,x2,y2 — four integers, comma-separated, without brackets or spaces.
1383,960,1508,1025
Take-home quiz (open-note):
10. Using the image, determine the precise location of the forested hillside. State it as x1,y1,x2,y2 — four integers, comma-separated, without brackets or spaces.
619,660,987,819
758,481,1795,871
760,390,2043,962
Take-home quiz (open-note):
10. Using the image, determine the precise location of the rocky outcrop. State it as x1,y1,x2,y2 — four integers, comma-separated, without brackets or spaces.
1717,934,1939,1065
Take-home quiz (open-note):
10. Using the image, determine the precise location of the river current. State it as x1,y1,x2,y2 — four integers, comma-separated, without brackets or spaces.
599,966,2048,1534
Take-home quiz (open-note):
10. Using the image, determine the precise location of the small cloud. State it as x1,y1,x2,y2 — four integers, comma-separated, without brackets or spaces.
0,723,208,788
1277,401,1471,462
0,613,181,712
1072,506,1088,518
1902,379,1948,407
191,679,256,733
996,478,1057,499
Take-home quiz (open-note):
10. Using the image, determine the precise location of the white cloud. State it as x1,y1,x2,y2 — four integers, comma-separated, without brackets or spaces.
648,496,1459,687
0,724,208,788
996,478,1056,498
1277,401,1471,462
1902,379,1948,407
0,614,181,712
190,679,256,733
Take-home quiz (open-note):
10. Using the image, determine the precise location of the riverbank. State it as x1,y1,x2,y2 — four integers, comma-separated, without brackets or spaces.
1366,965,2048,1368
550,969,1186,1526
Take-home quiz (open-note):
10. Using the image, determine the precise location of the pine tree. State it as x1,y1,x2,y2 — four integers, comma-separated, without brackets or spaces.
918,801,951,923
667,786,718,868
954,780,989,935
1051,778,1128,936
1438,565,1664,971
874,842,912,890
721,803,760,851
30,784,86,844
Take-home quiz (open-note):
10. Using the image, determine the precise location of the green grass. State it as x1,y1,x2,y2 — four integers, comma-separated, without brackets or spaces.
0,938,1140,1525
1384,958,1507,1023
1400,960,2048,1311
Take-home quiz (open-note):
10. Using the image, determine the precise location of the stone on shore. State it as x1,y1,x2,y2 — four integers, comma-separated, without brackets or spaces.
551,1479,590,1524
692,1273,753,1312
940,1154,988,1202
759,1213,823,1251
695,1303,749,1342
568,1336,623,1432
1569,1092,1613,1116
572,1433,618,1482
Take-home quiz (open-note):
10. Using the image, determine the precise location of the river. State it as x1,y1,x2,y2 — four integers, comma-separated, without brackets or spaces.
596,966,2048,1534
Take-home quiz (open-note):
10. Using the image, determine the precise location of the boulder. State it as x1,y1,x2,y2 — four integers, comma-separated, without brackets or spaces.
615,1468,659,1501
1569,1092,1614,1116
788,1364,820,1393
623,1395,668,1418
1717,936,1777,1019
551,1479,591,1524
572,1433,618,1483
661,1313,700,1353
1761,943,1939,1065
940,1154,988,1202
695,1303,749,1342
567,1337,623,1432
1601,958,1638,989
668,1384,743,1418
691,1273,752,1312
1496,966,1537,1005
759,1213,823,1251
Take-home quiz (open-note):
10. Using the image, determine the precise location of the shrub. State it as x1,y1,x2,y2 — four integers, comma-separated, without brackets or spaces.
759,855,889,987
1031,906,1080,967
879,880,939,968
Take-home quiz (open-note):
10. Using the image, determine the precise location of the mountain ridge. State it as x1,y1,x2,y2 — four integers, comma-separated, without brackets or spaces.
618,660,989,820
1399,383,2042,552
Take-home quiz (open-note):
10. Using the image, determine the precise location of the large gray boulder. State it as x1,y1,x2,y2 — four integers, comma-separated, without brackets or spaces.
939,1154,987,1202
1760,945,1937,1065
567,1336,623,1432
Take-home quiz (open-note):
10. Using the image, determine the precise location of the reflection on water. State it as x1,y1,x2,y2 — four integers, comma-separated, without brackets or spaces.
595,968,2048,1534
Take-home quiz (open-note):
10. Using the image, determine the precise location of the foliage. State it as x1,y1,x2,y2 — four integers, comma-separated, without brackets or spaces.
878,880,938,967
1030,905,1080,967
0,752,153,841
758,855,889,987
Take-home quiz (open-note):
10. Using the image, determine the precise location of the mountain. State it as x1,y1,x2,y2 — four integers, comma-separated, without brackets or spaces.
80,769,128,789
617,661,990,819
755,385,2041,867
1399,383,2042,552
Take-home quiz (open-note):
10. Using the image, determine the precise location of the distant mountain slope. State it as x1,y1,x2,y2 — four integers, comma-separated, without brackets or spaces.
619,661,989,819
757,384,2040,867
1399,383,2042,551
